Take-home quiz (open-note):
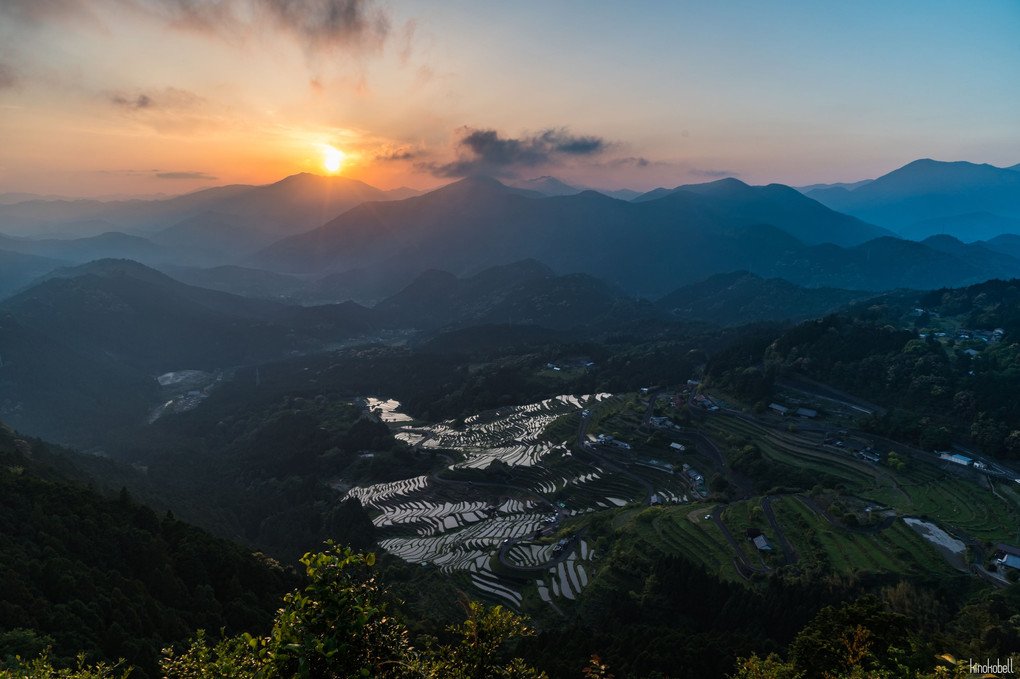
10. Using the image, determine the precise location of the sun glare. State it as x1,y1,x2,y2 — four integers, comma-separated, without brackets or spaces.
323,146,344,173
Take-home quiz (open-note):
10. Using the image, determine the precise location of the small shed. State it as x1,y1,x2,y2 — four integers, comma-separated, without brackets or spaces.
752,535,772,551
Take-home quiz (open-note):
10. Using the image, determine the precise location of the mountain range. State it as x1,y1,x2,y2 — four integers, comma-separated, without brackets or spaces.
806,159,1020,240
1,158,1018,307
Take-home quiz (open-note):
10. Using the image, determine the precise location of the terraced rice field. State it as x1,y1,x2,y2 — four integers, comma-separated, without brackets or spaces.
536,541,593,604
342,394,618,608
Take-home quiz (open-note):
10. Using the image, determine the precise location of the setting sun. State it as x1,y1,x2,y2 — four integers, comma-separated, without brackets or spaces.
323,147,345,173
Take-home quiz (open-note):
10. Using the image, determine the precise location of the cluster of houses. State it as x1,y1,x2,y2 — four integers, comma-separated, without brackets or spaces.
649,416,681,430
692,394,720,411
916,323,1004,344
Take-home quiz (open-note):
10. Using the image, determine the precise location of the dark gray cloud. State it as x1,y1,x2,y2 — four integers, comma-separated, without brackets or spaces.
2,1,389,55
421,127,609,178
605,156,652,169
375,148,417,161
156,171,218,180
108,87,203,111
111,93,154,109
263,0,388,51
132,0,388,52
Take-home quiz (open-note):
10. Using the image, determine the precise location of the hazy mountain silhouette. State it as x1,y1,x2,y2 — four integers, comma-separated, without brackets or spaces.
507,176,583,196
0,173,412,240
982,234,1020,261
657,271,876,326
806,159,1020,233
251,175,899,297
149,212,279,264
374,259,656,331
0,230,170,265
897,212,1020,242
632,177,891,246
0,249,69,299
158,264,309,300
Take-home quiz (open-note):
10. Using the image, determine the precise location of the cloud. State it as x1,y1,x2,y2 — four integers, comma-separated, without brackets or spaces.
108,87,204,111
375,147,418,161
111,93,153,109
2,1,389,55
0,0,93,24
262,0,389,52
0,62,17,89
130,0,388,53
156,171,218,180
690,168,737,178
604,156,652,169
421,127,609,178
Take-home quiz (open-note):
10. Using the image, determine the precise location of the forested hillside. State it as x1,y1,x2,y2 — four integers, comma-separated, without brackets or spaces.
0,424,293,678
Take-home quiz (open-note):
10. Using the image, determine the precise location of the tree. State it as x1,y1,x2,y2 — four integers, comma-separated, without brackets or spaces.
161,543,544,679
408,602,546,679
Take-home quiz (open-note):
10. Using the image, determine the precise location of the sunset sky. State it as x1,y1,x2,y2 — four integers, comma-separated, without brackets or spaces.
1,0,1018,197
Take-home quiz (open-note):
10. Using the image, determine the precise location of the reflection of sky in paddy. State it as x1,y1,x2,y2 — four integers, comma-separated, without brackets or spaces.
365,397,414,422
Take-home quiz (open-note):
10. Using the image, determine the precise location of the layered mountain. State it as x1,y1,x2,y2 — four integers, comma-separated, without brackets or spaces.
657,271,877,326
251,176,897,298
897,212,1020,242
374,259,660,332
0,259,375,444
806,159,1020,236
633,177,892,246
0,230,170,266
149,211,279,264
0,173,413,240
0,248,68,299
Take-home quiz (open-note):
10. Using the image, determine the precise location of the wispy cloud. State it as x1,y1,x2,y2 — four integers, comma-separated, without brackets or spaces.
420,126,609,178
108,87,204,111
690,168,738,178
1,0,389,55
0,61,17,89
156,171,218,180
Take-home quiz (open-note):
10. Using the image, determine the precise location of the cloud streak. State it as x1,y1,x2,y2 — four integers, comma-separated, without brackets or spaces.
0,62,17,89
156,171,218,180
1,0,389,55
420,127,609,178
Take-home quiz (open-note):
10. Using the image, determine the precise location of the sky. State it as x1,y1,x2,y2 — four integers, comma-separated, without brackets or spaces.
1,0,1018,197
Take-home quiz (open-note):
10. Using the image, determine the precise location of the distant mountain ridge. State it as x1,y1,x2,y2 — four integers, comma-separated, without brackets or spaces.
0,173,414,239
806,159,1020,239
657,271,877,326
251,175,897,298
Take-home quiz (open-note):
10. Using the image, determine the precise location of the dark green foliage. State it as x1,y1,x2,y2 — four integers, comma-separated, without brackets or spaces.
0,428,292,679
788,596,912,677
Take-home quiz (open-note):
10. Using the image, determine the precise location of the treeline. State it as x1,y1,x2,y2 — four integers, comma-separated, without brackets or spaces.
707,295,1020,458
7,538,1020,678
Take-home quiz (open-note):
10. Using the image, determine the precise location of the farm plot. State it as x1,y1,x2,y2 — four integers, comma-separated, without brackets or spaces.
536,540,593,603
345,393,635,607
421,395,593,466
344,475,431,505
380,513,543,572
769,496,957,575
